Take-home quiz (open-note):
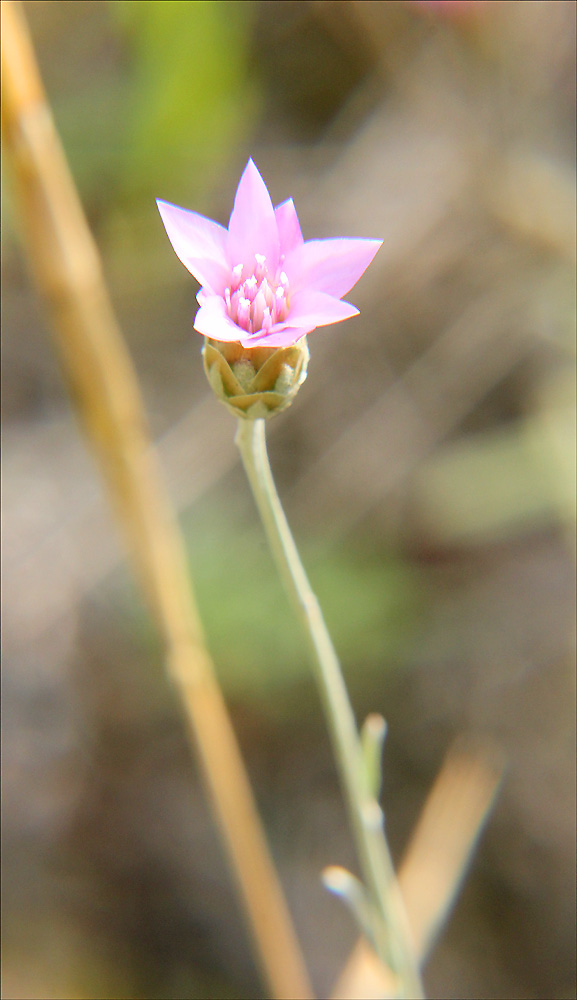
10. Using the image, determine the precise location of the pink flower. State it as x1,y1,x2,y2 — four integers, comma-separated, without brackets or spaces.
156,159,382,349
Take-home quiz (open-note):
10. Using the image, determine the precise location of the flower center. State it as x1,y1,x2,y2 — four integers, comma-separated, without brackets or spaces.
225,255,290,335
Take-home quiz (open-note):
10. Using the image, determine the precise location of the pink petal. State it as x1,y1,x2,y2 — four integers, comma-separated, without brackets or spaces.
274,198,304,256
239,327,306,349
227,159,280,274
287,289,359,328
156,199,230,294
283,238,382,299
243,291,358,347
193,295,244,342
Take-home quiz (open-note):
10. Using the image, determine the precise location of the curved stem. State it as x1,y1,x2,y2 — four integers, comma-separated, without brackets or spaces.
236,418,424,1000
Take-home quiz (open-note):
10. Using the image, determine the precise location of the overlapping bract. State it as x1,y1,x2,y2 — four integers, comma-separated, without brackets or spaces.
157,159,382,349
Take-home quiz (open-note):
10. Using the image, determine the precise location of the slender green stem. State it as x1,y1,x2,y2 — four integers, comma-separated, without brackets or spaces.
236,418,424,1000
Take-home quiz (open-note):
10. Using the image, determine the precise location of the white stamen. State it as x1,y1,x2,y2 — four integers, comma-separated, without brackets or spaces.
261,307,273,332
230,263,244,291
243,275,258,301
254,254,267,282
226,255,291,333
236,296,251,329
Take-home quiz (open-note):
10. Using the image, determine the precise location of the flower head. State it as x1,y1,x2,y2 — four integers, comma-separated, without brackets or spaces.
156,159,382,349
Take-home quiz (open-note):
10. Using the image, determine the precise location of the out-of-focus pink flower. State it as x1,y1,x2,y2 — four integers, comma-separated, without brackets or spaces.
156,159,382,349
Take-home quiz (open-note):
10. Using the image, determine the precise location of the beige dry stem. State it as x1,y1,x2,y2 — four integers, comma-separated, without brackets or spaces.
1,4,312,998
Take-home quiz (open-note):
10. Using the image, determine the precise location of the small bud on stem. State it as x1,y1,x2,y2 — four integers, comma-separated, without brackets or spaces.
202,336,309,420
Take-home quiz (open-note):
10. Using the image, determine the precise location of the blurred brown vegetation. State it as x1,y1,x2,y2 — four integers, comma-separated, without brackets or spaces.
2,2,576,998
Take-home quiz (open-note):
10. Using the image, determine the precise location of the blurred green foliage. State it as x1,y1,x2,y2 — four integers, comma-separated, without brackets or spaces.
112,0,259,204
47,1,259,213
416,372,577,545
125,501,425,708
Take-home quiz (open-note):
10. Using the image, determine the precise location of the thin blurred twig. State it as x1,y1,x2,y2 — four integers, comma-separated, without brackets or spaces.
330,740,504,999
1,4,313,997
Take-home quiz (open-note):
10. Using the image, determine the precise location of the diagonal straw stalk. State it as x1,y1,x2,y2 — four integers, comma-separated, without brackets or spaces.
236,417,424,1000
1,5,313,998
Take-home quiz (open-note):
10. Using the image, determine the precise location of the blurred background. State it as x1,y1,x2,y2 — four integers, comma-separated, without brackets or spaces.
2,1,576,998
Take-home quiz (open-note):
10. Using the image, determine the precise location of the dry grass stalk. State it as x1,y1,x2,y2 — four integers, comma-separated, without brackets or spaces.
1,4,312,997
331,741,503,999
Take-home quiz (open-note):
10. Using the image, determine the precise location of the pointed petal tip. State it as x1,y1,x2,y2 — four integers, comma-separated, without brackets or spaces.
238,156,263,187
155,199,230,292
284,237,383,299
156,196,179,213
275,197,304,255
228,156,280,272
